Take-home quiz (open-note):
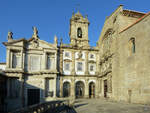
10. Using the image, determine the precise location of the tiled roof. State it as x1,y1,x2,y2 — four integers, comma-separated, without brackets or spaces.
119,12,150,34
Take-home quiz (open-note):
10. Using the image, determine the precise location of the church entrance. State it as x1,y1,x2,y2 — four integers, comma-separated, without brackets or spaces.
75,81,84,98
104,80,108,98
63,82,70,97
27,89,40,106
89,82,95,98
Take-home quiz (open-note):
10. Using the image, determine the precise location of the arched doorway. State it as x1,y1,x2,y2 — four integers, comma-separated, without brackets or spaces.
63,82,70,97
89,82,95,98
75,81,84,98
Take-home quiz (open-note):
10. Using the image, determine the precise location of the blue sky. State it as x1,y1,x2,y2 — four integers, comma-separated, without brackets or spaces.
0,0,149,62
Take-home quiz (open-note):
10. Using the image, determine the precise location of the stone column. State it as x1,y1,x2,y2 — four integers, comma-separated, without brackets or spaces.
70,78,75,97
21,49,24,69
59,50,63,74
108,73,112,93
96,52,99,75
53,77,57,98
10,51,13,68
85,51,89,75
71,51,75,75
95,79,99,98
20,74,25,107
84,79,89,98
6,49,10,68
54,52,57,71
44,52,47,70
59,77,63,97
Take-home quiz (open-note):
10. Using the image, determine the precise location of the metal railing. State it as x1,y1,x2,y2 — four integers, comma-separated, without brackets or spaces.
9,100,70,113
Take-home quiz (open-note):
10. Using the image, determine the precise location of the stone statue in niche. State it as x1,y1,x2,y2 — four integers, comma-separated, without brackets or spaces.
78,51,83,59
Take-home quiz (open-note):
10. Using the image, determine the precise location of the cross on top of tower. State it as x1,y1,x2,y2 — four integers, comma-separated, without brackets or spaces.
76,4,80,12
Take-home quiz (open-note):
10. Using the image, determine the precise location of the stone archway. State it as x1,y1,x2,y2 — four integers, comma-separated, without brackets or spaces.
63,82,70,97
75,81,85,98
89,82,95,98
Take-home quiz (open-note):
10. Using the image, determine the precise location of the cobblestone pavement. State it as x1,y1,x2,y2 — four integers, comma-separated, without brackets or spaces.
74,99,150,113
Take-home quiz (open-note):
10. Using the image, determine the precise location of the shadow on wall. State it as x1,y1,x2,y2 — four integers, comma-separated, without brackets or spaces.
6,76,54,112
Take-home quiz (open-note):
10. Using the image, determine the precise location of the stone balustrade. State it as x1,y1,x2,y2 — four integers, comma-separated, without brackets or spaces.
9,99,71,113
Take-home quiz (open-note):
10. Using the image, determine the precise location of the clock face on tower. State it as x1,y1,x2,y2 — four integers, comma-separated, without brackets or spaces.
77,28,82,38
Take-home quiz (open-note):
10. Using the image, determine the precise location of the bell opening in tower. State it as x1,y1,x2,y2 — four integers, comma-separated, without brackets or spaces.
77,27,82,38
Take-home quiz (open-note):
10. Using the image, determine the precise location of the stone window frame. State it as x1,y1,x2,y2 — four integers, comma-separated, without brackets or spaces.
45,78,54,97
76,61,84,72
77,27,82,38
11,50,21,69
64,51,72,60
29,55,41,72
64,61,71,71
46,53,51,70
46,52,55,70
89,63,96,72
7,77,20,98
129,37,136,54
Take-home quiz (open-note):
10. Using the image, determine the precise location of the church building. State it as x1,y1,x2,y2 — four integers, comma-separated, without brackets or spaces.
1,5,150,112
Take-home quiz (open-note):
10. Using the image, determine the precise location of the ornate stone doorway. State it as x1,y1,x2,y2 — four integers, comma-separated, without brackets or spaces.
104,80,108,98
75,81,84,98
63,82,70,97
89,82,95,98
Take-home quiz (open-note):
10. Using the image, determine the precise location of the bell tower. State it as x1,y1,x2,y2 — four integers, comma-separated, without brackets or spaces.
69,11,90,47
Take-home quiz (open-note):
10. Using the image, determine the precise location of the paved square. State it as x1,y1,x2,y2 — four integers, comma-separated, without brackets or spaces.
74,99,150,113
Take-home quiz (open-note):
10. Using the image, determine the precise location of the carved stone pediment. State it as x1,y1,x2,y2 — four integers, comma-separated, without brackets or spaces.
88,60,96,63
30,38,39,48
64,59,72,62
27,38,57,50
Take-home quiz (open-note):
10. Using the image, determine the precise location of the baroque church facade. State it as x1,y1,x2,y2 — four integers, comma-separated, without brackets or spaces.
1,5,150,111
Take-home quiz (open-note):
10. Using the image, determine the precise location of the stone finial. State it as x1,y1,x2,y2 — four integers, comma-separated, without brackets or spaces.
85,15,88,18
32,26,39,38
54,35,58,45
7,31,13,41
72,11,75,16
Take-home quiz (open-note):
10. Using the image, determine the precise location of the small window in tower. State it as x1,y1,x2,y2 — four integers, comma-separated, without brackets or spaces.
129,37,135,53
77,27,82,38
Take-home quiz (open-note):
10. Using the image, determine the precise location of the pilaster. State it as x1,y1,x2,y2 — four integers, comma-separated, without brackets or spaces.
71,51,75,75
70,78,75,97
44,52,47,69
59,77,63,97
85,51,89,75
60,49,63,74
84,79,89,98
54,52,57,71
6,49,10,68
53,77,57,98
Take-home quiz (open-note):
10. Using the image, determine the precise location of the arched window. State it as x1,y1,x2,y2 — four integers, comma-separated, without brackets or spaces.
63,82,70,97
77,27,82,38
129,37,135,53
